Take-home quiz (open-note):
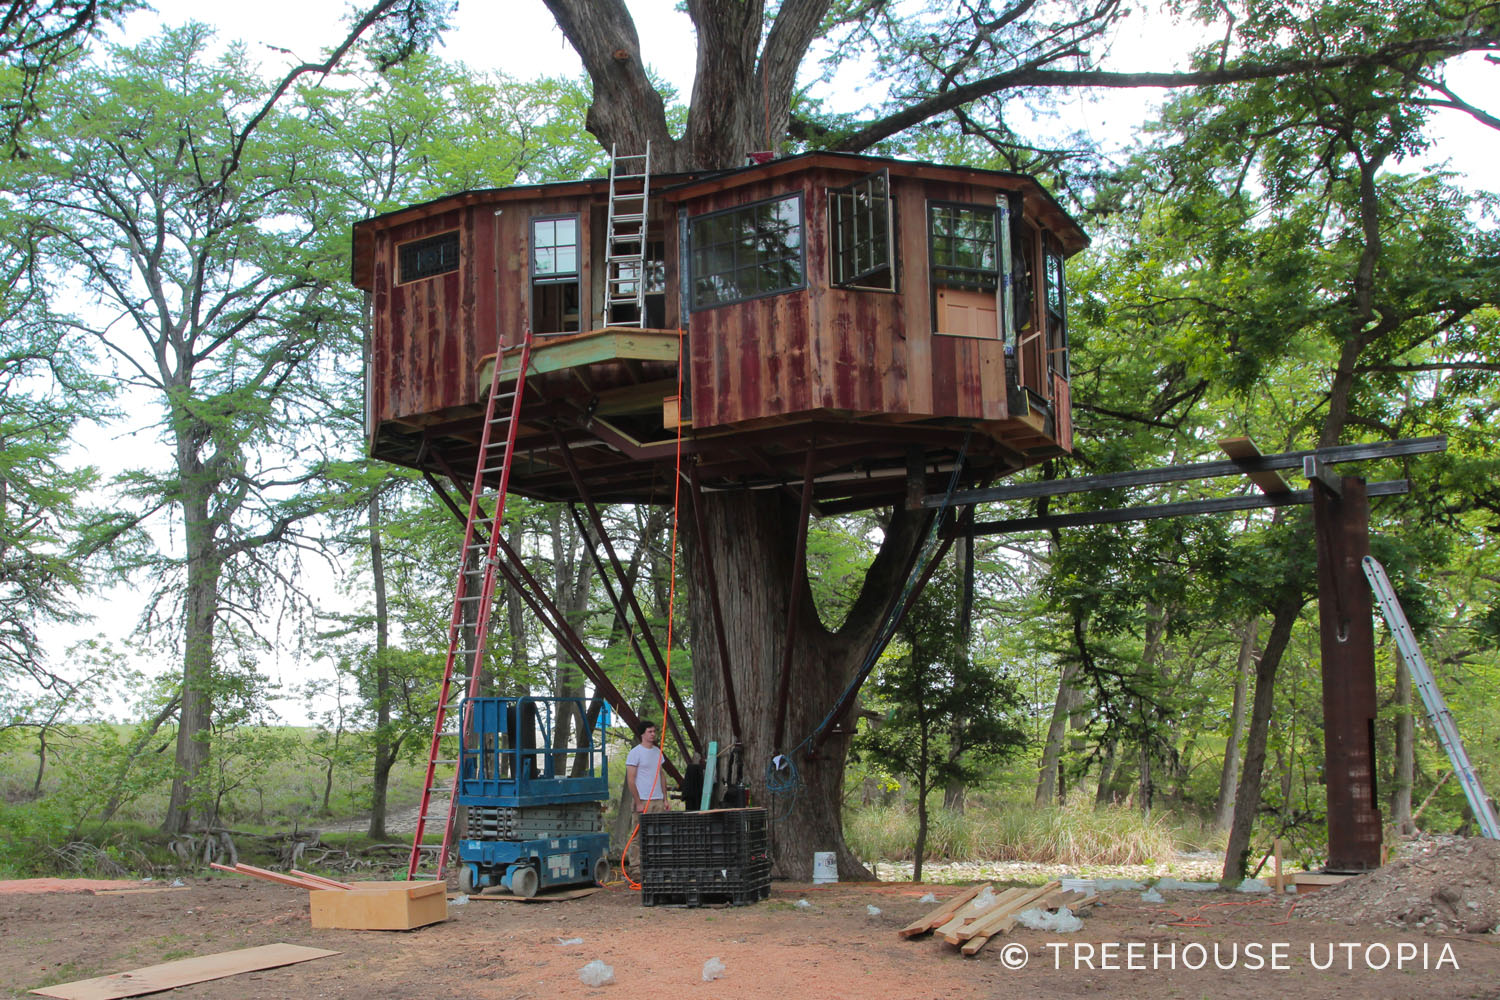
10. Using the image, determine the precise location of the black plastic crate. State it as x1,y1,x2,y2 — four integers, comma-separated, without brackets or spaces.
639,808,770,907
642,882,770,907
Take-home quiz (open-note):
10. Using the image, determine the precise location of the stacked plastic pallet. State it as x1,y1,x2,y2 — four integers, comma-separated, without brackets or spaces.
639,807,771,907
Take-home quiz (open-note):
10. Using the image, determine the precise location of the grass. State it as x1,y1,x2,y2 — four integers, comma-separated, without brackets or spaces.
844,797,1222,867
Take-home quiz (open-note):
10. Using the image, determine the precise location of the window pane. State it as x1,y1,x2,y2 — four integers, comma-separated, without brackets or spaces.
399,231,461,283
930,203,998,292
689,195,805,308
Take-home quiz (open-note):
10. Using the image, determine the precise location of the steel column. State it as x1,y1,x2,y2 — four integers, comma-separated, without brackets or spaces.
552,426,702,756
1312,475,1383,872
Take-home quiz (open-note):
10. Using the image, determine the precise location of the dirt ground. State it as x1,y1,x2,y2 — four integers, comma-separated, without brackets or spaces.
2,873,1497,1000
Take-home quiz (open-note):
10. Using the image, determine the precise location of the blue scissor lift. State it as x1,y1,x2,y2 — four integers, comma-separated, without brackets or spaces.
455,696,612,897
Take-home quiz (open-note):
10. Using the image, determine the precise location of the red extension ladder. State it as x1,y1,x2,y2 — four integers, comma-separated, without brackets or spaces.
407,329,535,880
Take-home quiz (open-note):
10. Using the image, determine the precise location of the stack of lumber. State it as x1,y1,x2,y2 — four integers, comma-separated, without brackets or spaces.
897,880,1099,957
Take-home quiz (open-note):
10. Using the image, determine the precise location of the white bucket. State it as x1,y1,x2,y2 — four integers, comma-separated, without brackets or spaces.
812,851,838,884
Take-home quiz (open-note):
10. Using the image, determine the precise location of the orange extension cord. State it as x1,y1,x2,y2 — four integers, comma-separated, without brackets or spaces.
619,331,686,891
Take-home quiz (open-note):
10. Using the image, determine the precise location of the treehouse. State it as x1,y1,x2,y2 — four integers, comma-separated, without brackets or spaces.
351,151,1089,511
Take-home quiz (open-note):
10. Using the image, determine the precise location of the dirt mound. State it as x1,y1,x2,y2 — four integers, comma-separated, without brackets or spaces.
1295,836,1500,934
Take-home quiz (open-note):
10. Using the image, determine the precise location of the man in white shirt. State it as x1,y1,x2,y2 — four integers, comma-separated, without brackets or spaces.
625,722,669,813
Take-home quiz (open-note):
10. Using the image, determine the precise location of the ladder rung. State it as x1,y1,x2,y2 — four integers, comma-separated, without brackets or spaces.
612,213,645,223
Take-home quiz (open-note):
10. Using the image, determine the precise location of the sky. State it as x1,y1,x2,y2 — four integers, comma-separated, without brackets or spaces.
58,0,1495,726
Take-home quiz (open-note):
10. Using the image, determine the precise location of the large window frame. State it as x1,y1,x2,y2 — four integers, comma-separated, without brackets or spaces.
396,229,460,285
828,169,895,291
687,193,806,312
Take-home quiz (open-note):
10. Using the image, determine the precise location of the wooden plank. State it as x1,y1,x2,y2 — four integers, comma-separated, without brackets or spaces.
29,943,339,1000
896,883,988,939
944,882,1060,945
924,887,1032,941
957,881,1064,954
1219,437,1292,494
290,870,352,890
208,863,325,892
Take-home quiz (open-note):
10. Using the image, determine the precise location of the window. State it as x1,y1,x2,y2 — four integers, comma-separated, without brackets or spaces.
929,203,1000,338
531,216,579,281
397,231,459,284
689,194,804,310
531,215,581,334
929,204,998,291
829,170,894,290
1045,240,1068,378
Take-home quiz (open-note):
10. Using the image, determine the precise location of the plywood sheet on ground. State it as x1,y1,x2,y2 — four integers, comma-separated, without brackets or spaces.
0,879,145,895
29,943,338,1000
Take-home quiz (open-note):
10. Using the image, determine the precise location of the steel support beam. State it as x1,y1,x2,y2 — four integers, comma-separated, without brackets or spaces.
923,436,1445,508
552,426,702,756
958,480,1410,536
1312,475,1383,872
564,502,695,761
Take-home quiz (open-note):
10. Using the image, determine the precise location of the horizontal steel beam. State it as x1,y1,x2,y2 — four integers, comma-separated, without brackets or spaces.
957,479,1411,536
922,436,1445,508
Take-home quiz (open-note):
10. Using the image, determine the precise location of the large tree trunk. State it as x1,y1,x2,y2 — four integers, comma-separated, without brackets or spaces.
685,491,926,880
164,485,220,835
1035,660,1081,806
1214,618,1258,831
1222,593,1303,882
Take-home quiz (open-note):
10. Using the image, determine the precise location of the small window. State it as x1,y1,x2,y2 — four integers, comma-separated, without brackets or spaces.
829,170,894,290
531,215,582,334
397,231,460,284
929,204,998,291
531,216,579,281
689,194,805,310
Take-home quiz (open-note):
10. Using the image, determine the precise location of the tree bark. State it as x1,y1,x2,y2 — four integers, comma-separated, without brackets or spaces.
1214,618,1258,831
368,492,393,840
1035,660,1081,806
1222,593,1304,883
164,479,221,835
685,491,927,880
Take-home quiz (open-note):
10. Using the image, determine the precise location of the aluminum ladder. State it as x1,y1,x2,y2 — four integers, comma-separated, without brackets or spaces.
407,328,537,880
1363,555,1499,839
604,142,651,327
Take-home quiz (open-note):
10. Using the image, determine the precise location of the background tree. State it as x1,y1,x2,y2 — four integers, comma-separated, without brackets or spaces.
854,571,1027,881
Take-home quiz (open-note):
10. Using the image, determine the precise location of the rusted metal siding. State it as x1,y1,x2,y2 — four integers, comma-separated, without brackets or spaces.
686,170,1025,429
369,195,595,424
